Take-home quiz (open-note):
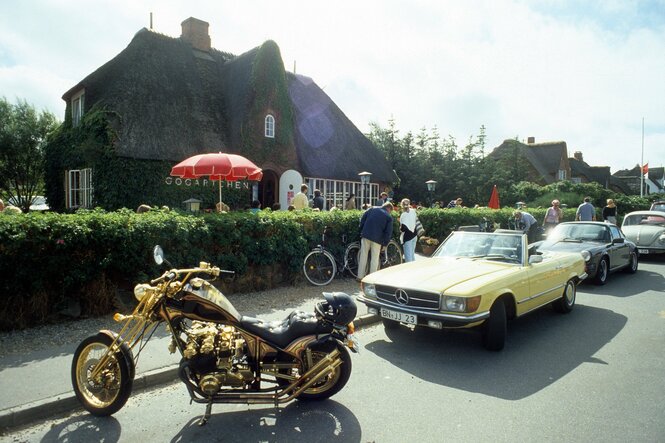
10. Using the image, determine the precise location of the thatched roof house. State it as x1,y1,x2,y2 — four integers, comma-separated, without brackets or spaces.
570,151,631,194
489,138,571,185
56,17,396,211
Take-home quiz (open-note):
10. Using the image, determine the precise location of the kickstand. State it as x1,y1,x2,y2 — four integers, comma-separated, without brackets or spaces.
198,400,213,426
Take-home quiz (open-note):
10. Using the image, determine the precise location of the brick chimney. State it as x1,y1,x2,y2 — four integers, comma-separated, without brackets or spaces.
573,151,584,162
527,136,535,144
181,17,211,52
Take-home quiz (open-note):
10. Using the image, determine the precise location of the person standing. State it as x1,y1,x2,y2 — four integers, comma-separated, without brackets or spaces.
576,197,596,221
292,184,309,210
399,198,417,262
375,192,389,206
357,202,394,280
513,210,539,243
249,200,261,214
344,193,356,210
446,197,463,208
312,189,325,211
602,199,617,224
543,199,562,234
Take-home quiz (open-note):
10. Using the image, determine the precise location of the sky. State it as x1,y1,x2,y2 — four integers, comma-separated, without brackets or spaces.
1,0,664,173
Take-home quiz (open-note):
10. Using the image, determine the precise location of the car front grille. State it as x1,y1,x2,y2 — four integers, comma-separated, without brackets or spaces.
375,285,441,310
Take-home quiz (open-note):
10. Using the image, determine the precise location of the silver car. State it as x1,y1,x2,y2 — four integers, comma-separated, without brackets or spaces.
621,211,665,256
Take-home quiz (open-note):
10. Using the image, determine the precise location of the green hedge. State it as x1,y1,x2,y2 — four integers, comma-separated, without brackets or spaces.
0,206,583,330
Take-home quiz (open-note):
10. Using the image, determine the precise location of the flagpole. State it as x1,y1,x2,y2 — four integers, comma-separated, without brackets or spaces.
640,117,644,197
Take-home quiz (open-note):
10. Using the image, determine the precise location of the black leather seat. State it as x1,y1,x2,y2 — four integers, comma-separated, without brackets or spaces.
240,311,332,348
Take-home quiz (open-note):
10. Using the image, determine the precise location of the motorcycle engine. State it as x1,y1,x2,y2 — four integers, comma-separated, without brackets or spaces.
180,321,253,395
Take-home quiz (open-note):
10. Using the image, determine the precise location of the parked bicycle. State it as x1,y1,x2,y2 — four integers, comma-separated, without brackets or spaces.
303,227,403,286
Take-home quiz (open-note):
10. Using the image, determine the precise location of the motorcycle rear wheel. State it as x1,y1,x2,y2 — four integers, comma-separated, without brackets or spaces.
297,343,352,401
71,332,134,416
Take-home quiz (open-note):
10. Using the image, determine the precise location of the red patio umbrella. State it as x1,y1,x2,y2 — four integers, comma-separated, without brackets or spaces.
170,152,263,209
488,185,500,209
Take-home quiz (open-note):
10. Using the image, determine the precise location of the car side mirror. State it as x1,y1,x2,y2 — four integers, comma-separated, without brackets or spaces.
528,255,543,264
612,238,625,244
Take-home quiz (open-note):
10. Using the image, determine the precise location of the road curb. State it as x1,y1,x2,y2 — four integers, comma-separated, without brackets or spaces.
0,313,380,432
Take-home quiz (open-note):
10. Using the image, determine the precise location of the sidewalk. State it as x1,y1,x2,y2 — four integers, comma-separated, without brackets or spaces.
0,280,378,431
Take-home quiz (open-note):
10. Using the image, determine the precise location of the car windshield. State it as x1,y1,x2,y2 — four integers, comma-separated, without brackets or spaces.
623,214,665,227
434,232,523,263
650,203,665,212
547,224,610,242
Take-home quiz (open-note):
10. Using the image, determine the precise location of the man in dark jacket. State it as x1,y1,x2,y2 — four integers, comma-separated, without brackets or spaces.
357,202,394,279
313,189,325,211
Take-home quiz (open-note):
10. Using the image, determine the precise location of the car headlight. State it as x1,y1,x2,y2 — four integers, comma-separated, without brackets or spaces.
443,295,481,313
134,283,154,302
363,283,377,298
581,250,591,262
659,233,665,243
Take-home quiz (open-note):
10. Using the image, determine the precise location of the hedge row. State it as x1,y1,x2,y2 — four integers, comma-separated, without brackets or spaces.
0,206,579,330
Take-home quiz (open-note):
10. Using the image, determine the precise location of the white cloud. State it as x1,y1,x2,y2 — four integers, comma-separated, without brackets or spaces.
0,0,663,172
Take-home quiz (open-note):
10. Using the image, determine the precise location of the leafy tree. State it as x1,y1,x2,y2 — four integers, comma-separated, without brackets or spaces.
0,98,58,211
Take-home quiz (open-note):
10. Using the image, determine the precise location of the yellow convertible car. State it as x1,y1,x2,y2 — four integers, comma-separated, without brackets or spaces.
358,231,587,351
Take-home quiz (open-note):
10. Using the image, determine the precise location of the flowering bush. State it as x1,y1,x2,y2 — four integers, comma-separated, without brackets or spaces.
419,236,439,246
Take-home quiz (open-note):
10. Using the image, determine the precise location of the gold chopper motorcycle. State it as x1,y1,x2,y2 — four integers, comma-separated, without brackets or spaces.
71,246,358,425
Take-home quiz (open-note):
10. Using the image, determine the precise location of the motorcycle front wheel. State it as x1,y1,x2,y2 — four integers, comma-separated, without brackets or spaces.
297,343,352,401
71,332,134,416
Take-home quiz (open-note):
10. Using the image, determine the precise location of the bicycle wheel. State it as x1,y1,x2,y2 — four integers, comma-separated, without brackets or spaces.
303,249,337,286
382,240,403,268
343,242,361,278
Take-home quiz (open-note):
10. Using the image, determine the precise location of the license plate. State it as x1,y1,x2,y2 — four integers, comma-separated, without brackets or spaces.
638,249,649,254
380,308,417,325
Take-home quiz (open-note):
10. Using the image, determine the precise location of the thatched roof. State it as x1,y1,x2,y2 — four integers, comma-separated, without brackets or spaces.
64,29,235,161
489,140,569,184
288,74,396,183
62,27,396,183
570,157,631,193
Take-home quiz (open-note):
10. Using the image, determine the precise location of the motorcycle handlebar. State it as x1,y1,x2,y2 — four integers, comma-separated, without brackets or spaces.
150,267,234,285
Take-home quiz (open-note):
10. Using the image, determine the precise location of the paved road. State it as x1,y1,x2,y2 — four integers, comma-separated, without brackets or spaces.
4,259,664,442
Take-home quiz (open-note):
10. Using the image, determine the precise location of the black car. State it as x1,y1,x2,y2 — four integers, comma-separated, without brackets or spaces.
532,222,638,285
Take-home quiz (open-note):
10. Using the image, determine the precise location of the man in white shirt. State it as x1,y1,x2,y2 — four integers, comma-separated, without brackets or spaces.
292,184,309,210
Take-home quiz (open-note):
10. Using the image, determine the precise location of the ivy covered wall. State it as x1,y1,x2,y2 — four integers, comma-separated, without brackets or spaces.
44,107,251,212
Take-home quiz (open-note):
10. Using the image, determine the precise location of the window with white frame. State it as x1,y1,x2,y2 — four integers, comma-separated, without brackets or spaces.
557,169,566,180
66,168,93,209
304,176,379,210
71,90,85,127
264,114,275,138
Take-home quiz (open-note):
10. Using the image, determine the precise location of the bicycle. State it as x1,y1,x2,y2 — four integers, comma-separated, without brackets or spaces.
303,227,403,286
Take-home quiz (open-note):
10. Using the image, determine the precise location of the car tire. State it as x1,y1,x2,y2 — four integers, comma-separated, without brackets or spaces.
553,279,576,313
382,318,400,330
594,257,609,285
482,299,506,351
624,251,638,274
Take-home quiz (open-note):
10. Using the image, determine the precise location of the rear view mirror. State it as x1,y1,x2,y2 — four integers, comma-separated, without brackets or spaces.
153,245,164,265
528,255,543,264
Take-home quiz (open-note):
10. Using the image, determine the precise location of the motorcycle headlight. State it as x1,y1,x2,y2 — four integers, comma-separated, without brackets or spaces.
581,250,591,262
363,283,377,298
134,283,153,302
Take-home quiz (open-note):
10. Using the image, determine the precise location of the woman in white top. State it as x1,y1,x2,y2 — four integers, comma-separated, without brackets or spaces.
543,199,562,235
399,198,417,262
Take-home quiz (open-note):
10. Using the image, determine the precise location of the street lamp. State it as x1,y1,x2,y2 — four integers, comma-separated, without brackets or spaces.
425,180,437,208
183,198,202,213
359,171,372,207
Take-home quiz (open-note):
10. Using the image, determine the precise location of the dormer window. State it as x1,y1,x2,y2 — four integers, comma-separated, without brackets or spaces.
264,114,275,138
71,90,85,127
